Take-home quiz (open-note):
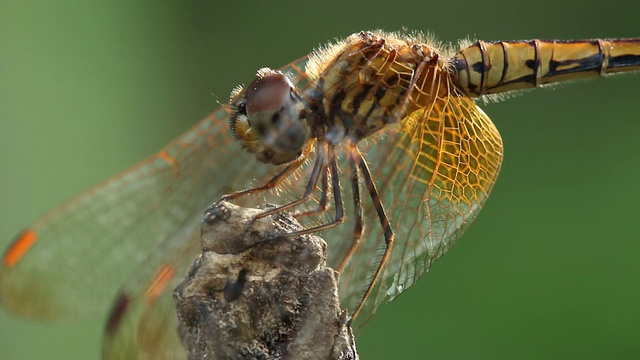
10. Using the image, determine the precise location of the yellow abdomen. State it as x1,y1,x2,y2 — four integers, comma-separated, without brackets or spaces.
453,38,640,97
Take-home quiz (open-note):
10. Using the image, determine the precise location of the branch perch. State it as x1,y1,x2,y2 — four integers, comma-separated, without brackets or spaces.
174,201,358,360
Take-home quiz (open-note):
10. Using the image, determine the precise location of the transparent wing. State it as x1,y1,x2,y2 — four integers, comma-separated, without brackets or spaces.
0,57,310,322
330,83,504,326
0,107,236,321
102,216,201,360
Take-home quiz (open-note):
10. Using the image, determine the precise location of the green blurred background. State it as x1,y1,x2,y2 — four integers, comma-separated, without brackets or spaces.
1,1,639,359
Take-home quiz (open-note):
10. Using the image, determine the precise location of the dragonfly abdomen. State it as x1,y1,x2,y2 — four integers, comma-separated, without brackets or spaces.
453,38,640,97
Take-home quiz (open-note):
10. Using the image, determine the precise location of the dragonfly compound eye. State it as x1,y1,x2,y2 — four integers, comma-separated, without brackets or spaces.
245,69,309,159
228,68,309,165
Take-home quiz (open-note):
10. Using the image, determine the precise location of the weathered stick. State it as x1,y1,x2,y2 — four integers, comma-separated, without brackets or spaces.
174,201,358,360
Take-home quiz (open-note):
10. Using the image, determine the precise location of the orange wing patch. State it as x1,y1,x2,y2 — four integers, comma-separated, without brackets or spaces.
143,264,176,305
3,230,38,268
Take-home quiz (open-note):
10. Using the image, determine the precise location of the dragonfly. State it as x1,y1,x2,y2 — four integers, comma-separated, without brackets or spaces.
1,30,639,359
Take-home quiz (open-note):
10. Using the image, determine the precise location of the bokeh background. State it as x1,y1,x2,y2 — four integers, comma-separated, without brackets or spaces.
1,1,639,359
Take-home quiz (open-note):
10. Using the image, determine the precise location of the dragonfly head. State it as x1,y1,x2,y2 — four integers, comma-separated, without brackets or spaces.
229,68,309,165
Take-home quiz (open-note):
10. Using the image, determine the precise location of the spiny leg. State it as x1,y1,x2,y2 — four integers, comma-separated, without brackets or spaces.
351,146,395,321
281,157,345,236
220,140,313,201
336,143,364,273
256,140,327,219
293,157,330,220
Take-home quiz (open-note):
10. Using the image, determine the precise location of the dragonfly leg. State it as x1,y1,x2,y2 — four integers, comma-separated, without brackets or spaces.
255,140,327,219
220,140,313,201
350,145,395,321
278,157,345,236
336,143,364,273
293,158,330,220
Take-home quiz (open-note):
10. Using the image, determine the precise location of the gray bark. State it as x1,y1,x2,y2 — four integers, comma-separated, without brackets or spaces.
174,201,358,360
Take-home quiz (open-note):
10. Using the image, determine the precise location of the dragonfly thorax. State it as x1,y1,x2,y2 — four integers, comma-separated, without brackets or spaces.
304,31,449,143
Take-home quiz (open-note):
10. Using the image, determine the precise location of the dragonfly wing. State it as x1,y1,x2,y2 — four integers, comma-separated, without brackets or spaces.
0,107,258,321
0,57,312,322
0,109,233,319
0,107,228,320
101,216,201,360
332,89,504,326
